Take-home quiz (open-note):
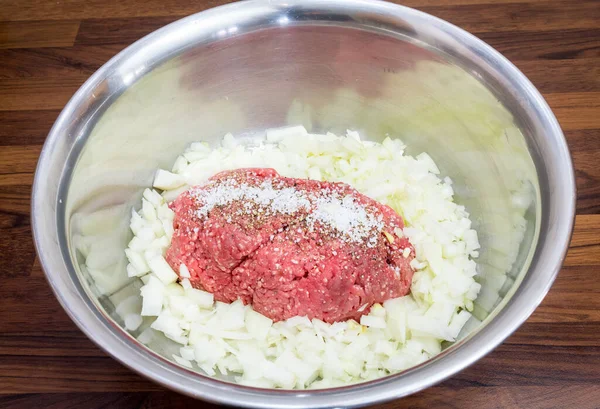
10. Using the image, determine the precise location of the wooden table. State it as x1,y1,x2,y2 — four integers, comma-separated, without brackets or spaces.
1,1,598,408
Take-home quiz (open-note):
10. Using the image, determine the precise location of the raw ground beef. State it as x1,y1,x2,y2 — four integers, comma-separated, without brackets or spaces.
166,168,415,323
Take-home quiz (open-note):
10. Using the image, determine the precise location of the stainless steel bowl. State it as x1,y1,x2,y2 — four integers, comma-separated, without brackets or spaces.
32,0,575,407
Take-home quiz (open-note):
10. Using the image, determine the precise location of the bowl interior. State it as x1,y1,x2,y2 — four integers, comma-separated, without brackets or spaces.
66,20,538,378
32,1,573,406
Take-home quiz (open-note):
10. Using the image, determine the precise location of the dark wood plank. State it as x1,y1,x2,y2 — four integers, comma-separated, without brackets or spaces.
0,169,37,283
514,59,600,94
0,220,35,280
0,146,41,173
0,263,66,333
567,129,600,214
447,345,600,387
478,29,600,61
0,259,77,333
0,77,86,111
418,1,600,33
0,393,150,409
0,388,599,409
547,265,600,294
505,321,600,346
75,17,179,46
0,331,108,358
0,21,80,49
546,92,600,131
563,214,600,267
398,385,600,409
0,111,60,146
0,46,121,79
0,355,160,393
0,173,33,216
529,291,600,324
0,0,223,22
0,0,586,22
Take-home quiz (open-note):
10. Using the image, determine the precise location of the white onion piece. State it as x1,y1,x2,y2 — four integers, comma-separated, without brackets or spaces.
173,354,193,368
154,169,186,190
360,315,386,329
179,263,191,278
185,287,214,308
125,249,150,274
143,188,163,207
141,199,157,222
245,309,273,340
124,313,143,331
180,346,196,361
137,328,155,345
140,276,165,316
126,263,141,278
222,132,238,149
266,125,307,143
146,254,178,284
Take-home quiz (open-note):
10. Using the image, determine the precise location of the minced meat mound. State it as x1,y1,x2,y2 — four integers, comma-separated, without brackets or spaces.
166,168,415,323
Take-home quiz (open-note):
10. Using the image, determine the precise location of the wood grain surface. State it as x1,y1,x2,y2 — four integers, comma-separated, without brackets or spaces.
0,1,599,408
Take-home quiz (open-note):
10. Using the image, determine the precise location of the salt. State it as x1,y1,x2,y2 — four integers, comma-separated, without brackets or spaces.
190,174,385,244
191,179,311,217
307,194,384,245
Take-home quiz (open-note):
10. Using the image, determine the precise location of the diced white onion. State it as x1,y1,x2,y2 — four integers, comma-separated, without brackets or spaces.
360,315,387,329
186,287,214,308
154,169,185,190
120,127,486,390
246,309,273,340
173,354,193,368
124,313,143,331
266,125,307,143
147,254,178,284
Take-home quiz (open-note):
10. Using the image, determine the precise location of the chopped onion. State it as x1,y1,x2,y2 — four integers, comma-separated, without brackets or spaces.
121,128,484,389
173,354,193,368
146,254,178,284
360,315,386,329
154,169,185,190
245,309,273,340
179,263,191,278
140,276,165,316
124,313,143,331
266,125,307,143
185,287,214,308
